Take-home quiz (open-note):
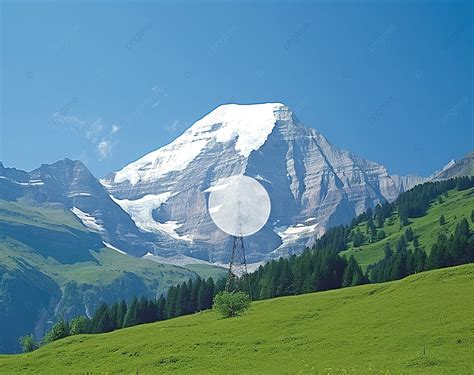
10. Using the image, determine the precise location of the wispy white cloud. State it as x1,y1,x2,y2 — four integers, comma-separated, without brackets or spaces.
85,119,104,142
51,112,120,161
97,139,113,160
111,124,120,134
51,113,84,128
52,113,103,141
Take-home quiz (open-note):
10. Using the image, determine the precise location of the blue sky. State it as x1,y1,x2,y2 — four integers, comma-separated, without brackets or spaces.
1,0,472,178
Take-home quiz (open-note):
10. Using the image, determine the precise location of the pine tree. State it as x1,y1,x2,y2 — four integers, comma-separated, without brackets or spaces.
115,300,127,328
375,204,384,228
96,305,114,333
109,302,119,331
137,296,149,324
123,297,138,328
413,247,426,272
342,256,354,287
366,213,377,240
396,236,407,252
413,236,419,248
177,282,189,315
384,243,393,259
274,258,293,296
189,278,199,314
400,214,410,226
353,228,364,247
439,215,446,225
156,295,166,321
351,260,366,286
197,278,214,311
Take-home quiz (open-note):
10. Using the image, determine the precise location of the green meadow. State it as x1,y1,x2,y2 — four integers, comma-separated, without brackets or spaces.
1,264,472,374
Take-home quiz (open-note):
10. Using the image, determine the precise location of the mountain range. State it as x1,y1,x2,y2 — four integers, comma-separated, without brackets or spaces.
0,102,472,354
2,103,472,266
101,103,470,263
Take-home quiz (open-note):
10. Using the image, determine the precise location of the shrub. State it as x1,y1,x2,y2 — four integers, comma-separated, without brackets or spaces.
70,316,90,335
213,291,250,318
19,334,37,353
43,317,69,343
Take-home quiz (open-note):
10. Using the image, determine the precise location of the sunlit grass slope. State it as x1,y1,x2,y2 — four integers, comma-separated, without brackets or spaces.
1,264,472,374
0,200,223,289
341,187,474,269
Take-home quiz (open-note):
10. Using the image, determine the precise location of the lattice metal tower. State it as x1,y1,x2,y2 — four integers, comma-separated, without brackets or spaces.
225,235,248,291
207,176,271,295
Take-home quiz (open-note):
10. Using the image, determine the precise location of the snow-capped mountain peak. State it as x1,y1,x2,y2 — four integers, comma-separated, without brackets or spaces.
102,102,422,263
189,102,285,156
107,103,285,186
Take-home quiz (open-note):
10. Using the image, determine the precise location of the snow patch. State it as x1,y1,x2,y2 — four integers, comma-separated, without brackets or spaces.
103,242,127,255
110,193,171,232
113,139,208,186
154,220,194,242
204,182,230,193
67,192,93,197
208,204,222,214
193,103,284,157
142,253,261,273
276,222,320,245
71,207,104,232
143,253,215,266
111,194,192,242
0,176,45,186
254,174,271,184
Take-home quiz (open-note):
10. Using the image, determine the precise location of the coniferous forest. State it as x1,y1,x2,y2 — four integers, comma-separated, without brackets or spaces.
25,177,474,350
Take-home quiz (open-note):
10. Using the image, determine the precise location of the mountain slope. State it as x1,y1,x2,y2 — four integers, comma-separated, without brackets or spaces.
431,151,474,180
0,200,207,354
0,159,157,257
102,103,420,263
1,264,472,374
341,186,474,269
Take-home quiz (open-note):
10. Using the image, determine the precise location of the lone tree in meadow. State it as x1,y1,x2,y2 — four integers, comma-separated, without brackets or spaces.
213,291,251,318
19,334,37,353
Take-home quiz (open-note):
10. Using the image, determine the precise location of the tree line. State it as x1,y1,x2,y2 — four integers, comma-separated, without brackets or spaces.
236,246,367,300
368,218,474,282
20,276,224,351
397,177,474,223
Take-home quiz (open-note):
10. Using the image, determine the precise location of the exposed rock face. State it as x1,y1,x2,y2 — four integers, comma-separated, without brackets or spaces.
102,103,421,262
0,159,156,256
430,151,474,180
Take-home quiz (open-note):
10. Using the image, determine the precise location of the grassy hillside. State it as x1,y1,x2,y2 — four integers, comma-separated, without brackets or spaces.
341,187,474,269
0,199,224,287
1,264,472,374
0,200,198,292
0,200,224,353
184,263,227,280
